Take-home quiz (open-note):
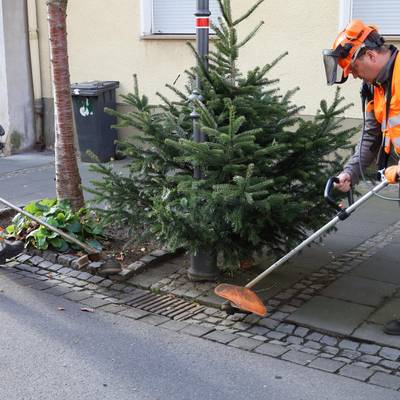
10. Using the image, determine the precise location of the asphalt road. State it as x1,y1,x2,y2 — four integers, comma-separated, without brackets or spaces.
0,271,399,400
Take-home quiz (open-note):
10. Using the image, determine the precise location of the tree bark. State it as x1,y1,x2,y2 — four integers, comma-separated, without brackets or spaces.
47,0,84,211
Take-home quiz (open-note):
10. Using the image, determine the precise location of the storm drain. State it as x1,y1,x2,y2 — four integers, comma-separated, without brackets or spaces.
125,292,205,321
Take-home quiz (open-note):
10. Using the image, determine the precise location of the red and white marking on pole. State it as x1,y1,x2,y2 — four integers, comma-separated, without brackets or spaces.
196,17,209,29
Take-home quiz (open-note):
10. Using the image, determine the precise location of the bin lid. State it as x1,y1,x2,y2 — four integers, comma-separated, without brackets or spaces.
71,80,119,96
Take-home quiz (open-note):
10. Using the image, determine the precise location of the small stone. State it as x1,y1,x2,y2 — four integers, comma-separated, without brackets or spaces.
323,346,339,355
270,312,289,321
286,336,304,345
204,331,236,344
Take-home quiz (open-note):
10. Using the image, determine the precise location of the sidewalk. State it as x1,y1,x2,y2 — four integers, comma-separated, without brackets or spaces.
3,151,400,387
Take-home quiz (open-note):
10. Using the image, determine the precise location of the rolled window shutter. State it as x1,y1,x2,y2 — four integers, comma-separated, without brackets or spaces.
352,0,400,36
152,0,221,34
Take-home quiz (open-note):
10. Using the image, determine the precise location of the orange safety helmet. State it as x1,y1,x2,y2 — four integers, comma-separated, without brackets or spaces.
323,20,383,85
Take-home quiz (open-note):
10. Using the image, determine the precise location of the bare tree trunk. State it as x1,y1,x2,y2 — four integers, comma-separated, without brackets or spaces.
47,0,84,211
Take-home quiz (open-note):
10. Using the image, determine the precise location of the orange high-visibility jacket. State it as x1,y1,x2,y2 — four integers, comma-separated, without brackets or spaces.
373,56,400,154
343,46,399,184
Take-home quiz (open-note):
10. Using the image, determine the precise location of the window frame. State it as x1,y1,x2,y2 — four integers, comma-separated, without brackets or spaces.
140,0,219,40
339,0,400,38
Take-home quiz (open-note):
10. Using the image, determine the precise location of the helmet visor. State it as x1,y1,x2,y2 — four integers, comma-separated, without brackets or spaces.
323,49,348,86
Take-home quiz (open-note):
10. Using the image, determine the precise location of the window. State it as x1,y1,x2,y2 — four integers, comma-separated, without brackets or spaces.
340,0,400,36
141,0,222,36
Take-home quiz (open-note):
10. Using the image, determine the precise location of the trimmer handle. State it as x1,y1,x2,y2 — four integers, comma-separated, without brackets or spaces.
324,177,354,212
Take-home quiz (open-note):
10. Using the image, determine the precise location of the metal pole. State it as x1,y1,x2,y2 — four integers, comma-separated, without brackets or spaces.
188,0,218,281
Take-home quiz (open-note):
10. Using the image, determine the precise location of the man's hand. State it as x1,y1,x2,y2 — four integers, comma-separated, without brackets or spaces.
334,172,352,192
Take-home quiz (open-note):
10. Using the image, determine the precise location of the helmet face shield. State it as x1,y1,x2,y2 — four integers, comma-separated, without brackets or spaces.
322,49,348,85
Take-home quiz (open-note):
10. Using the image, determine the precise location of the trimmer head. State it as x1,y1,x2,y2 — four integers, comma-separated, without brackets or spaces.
214,283,267,317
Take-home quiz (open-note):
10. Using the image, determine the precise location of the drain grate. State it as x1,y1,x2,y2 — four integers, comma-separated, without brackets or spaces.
126,292,205,321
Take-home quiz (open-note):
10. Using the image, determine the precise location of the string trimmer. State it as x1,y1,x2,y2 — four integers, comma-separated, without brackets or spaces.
214,167,398,316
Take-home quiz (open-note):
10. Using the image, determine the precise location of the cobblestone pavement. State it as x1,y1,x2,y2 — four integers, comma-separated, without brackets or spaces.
4,225,400,394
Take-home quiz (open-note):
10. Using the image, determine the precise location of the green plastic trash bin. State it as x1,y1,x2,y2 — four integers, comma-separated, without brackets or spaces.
71,80,119,162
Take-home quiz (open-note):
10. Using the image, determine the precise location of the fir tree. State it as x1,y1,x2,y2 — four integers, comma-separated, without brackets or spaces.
88,0,356,269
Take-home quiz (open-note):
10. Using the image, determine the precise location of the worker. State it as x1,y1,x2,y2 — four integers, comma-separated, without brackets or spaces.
323,19,400,335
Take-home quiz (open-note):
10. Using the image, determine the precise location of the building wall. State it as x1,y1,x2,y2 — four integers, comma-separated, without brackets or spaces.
32,0,398,144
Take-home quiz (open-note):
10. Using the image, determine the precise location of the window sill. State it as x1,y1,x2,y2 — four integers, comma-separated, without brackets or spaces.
140,34,217,40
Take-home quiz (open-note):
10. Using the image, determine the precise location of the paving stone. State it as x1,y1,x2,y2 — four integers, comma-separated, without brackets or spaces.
80,297,113,308
321,275,397,307
289,296,374,336
29,256,44,265
77,272,93,280
293,327,309,338
48,264,64,272
359,343,381,355
333,357,351,364
276,323,296,335
318,353,334,359
232,322,251,331
281,350,316,365
340,349,361,360
286,336,304,345
17,254,31,263
258,318,279,329
379,347,400,361
139,314,170,326
17,264,39,273
338,365,375,381
236,331,253,338
299,347,320,355
43,285,74,296
252,335,268,342
87,275,104,284
320,336,338,346
309,357,345,373
353,322,400,348
369,365,392,374
63,291,92,301
228,337,260,351
306,332,323,342
304,341,322,350
380,360,400,370
254,343,289,357
119,308,150,320
59,267,74,275
338,339,360,351
58,254,75,267
98,304,127,314
359,354,382,364
270,312,289,321
99,279,114,288
323,346,339,355
354,361,372,368
368,372,400,390
204,331,237,344
243,314,261,324
181,324,215,338
278,305,298,314
38,260,53,269
247,326,269,336
266,331,287,341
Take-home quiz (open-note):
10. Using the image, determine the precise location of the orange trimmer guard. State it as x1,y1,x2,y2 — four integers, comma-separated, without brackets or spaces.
214,283,267,317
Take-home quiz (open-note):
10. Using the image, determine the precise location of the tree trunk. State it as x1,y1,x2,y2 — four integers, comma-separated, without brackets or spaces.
47,0,84,211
